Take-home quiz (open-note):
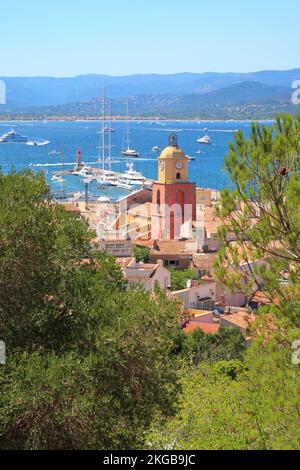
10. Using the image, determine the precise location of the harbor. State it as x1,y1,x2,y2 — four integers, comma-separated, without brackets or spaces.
0,119,251,203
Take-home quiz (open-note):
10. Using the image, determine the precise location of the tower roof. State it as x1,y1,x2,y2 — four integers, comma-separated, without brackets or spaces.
159,133,186,160
159,146,186,160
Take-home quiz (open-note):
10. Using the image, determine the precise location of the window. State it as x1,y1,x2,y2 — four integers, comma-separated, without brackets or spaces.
167,259,180,267
105,244,116,250
176,172,181,180
199,299,215,311
177,190,185,222
157,189,161,207
198,269,208,278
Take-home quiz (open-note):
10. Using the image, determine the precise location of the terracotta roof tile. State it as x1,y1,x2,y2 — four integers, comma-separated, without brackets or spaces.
183,321,220,334
134,239,196,255
115,257,134,268
192,253,217,270
220,310,256,330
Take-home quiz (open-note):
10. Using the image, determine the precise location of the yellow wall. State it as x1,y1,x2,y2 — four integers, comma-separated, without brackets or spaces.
157,146,188,184
196,189,212,206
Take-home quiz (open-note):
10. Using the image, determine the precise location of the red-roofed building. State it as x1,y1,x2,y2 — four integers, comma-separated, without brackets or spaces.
181,310,221,334
183,321,220,334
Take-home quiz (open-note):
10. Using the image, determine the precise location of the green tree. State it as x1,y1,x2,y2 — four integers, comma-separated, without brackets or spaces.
169,268,198,291
0,171,181,449
0,170,93,352
180,326,246,364
133,245,151,263
214,114,300,336
0,289,181,450
148,339,300,450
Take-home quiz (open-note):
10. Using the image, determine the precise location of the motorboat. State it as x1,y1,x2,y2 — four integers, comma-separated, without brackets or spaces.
98,126,115,134
27,140,50,146
78,166,95,179
197,133,212,145
152,145,160,152
121,148,140,158
0,128,28,143
51,174,64,183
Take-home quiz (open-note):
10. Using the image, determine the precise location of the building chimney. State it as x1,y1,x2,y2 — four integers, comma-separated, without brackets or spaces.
187,279,198,288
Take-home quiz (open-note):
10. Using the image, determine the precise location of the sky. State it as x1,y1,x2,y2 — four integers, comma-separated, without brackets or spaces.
0,0,299,77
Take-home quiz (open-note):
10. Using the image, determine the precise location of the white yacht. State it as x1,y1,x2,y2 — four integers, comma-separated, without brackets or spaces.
96,168,118,186
120,162,146,186
152,145,160,152
197,133,212,145
78,166,95,180
51,175,64,183
121,99,140,158
117,178,134,190
0,129,28,143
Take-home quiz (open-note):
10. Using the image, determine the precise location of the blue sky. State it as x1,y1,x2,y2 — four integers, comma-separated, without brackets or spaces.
0,0,299,76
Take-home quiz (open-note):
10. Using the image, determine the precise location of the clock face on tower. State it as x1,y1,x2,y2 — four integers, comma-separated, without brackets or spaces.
159,161,165,170
176,162,183,170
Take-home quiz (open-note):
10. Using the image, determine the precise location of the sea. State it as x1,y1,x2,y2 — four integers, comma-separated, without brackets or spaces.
0,120,272,200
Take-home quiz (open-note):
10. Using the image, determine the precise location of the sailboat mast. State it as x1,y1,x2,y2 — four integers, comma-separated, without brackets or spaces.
102,90,106,171
126,98,130,150
61,144,65,195
108,102,112,172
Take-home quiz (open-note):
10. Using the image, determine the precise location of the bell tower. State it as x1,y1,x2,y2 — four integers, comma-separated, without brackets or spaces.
158,133,188,184
151,134,196,240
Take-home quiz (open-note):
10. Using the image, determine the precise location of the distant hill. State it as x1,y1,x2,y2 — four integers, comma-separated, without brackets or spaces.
3,81,297,120
0,68,299,107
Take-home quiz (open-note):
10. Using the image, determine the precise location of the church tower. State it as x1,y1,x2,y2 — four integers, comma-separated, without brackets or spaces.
151,133,196,240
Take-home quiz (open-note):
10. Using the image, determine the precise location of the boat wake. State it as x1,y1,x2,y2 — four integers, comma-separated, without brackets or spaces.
208,129,238,133
30,161,97,167
151,128,184,132
121,157,152,162
30,162,76,167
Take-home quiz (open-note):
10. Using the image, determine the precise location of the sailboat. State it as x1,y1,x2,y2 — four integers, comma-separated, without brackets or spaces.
96,94,118,186
121,99,140,157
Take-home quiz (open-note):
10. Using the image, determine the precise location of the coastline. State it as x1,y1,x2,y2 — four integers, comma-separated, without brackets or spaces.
0,116,276,123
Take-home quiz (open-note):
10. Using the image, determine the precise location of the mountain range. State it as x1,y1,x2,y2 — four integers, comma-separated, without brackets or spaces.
0,69,299,119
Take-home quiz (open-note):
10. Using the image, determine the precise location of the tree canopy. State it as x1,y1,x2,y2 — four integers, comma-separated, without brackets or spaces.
214,114,300,336
0,170,181,449
169,268,199,291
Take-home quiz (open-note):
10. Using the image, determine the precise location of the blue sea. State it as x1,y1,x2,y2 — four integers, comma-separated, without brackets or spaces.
0,120,270,199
